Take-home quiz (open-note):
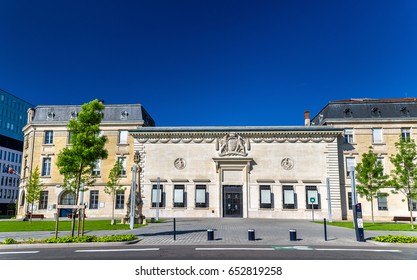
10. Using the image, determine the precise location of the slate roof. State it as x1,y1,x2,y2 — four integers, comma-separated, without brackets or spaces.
30,103,155,126
311,98,417,125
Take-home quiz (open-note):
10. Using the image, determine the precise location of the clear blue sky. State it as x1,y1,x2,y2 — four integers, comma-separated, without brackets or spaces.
1,0,416,126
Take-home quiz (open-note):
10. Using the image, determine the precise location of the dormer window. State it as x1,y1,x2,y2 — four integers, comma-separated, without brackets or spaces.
121,110,129,120
371,107,381,117
400,107,410,117
344,108,352,118
47,111,55,120
70,111,78,119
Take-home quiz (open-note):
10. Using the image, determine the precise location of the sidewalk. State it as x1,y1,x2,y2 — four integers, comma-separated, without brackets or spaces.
1,218,417,247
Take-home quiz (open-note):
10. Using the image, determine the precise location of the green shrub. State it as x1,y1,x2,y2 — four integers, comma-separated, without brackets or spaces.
2,238,18,244
43,234,137,243
97,234,137,242
372,235,417,243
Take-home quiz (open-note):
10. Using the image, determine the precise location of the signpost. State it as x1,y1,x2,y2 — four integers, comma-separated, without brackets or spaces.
350,166,365,242
310,197,316,221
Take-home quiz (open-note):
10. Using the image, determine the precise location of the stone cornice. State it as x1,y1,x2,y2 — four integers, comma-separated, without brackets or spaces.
130,127,341,144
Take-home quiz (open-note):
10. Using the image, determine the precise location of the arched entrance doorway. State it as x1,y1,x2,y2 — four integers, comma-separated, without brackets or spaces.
59,191,75,217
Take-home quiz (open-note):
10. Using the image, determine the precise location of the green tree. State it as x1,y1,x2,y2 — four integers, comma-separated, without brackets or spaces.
25,166,45,223
355,146,388,223
56,99,108,236
389,137,417,230
104,160,125,225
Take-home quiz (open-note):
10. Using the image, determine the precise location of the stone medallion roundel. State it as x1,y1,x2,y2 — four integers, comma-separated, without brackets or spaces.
174,158,186,170
281,158,294,170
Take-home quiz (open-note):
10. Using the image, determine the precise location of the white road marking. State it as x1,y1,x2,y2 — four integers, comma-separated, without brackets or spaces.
196,248,275,251
75,248,160,253
0,251,40,255
315,248,402,253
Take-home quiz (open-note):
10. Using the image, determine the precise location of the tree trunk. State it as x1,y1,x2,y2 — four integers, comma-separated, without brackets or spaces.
409,198,414,230
370,197,375,224
111,194,115,225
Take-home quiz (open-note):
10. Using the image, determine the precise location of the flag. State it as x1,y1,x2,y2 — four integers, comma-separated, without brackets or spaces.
8,167,15,174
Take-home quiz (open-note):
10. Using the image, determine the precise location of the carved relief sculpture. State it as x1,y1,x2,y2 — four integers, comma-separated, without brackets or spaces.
219,133,247,157
174,158,186,170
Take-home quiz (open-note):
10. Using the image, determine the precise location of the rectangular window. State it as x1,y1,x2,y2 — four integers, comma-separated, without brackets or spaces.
377,157,385,175
372,128,383,144
306,186,320,209
260,185,272,208
283,185,296,209
119,130,128,144
173,185,185,208
115,190,125,209
118,157,126,176
152,184,164,208
89,190,99,209
401,128,411,141
39,191,48,210
377,193,388,211
343,128,354,144
195,185,207,208
92,160,101,176
44,131,54,144
42,158,51,176
346,157,356,177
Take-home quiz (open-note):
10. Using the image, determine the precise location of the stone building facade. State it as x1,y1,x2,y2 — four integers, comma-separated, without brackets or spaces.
311,98,417,221
17,98,417,221
16,103,155,219
130,127,344,220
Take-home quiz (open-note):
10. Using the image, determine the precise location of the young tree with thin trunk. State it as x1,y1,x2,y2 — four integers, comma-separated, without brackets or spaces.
25,166,45,223
104,160,125,225
355,146,388,223
389,137,417,230
56,99,108,236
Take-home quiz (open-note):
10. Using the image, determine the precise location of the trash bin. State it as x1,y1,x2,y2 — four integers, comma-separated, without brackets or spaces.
289,229,297,241
207,229,214,241
248,229,255,241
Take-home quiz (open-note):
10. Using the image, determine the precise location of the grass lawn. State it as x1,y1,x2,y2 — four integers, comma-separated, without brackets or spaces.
318,221,417,231
0,219,145,232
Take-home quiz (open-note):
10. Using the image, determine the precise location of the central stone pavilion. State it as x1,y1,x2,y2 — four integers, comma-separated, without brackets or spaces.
130,126,345,220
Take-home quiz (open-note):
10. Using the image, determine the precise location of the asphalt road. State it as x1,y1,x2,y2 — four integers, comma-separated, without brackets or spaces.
0,244,415,260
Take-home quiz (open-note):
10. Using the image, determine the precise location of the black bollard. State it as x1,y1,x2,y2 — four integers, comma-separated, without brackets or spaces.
324,218,328,241
289,229,297,241
173,218,176,241
207,229,214,241
248,229,255,241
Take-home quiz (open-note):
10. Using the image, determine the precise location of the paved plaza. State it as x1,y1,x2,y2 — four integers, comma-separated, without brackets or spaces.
2,218,417,247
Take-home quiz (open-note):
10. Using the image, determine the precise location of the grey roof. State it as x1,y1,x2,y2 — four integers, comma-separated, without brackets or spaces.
130,126,343,134
311,98,417,125
30,103,155,126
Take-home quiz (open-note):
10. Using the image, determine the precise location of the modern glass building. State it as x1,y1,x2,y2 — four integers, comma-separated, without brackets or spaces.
0,88,33,141
0,88,33,215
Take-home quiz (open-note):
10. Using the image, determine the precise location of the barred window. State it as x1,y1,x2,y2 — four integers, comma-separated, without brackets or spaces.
152,184,164,208
260,185,272,209
306,186,320,209
283,185,296,209
195,185,207,208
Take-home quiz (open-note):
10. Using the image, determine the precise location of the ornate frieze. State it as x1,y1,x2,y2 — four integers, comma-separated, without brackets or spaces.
133,133,338,144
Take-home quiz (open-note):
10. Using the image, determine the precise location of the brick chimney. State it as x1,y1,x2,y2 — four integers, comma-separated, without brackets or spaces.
304,110,310,126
